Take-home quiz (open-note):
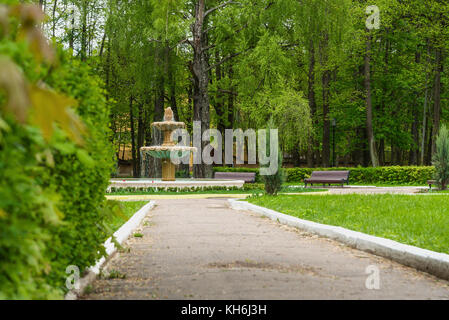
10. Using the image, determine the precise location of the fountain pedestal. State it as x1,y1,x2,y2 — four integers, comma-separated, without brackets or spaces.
162,159,176,181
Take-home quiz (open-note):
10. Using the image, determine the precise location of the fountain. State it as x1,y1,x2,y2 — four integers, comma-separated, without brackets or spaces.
140,107,196,181
108,107,245,192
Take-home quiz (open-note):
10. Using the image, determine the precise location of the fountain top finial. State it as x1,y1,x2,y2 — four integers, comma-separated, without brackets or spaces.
164,107,174,122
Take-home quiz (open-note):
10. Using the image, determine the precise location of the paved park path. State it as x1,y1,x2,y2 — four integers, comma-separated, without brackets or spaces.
83,199,449,300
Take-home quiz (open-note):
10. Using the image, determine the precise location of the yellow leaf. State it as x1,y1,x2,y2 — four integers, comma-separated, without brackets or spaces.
29,85,86,145
0,56,30,123
11,4,55,63
0,209,7,219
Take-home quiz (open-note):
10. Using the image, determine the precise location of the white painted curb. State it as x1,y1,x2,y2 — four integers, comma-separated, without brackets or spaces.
228,199,449,281
65,201,156,300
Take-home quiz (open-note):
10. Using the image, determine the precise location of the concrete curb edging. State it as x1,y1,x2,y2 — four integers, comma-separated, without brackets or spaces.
65,200,156,300
228,199,449,281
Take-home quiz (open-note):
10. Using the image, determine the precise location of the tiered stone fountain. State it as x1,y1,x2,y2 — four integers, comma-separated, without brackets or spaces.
141,107,196,182
108,107,245,191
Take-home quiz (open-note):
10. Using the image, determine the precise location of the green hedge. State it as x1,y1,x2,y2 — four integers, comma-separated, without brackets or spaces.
42,47,114,291
0,9,113,299
213,166,435,185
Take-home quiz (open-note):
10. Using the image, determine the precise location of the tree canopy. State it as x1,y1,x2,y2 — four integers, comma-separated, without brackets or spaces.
36,0,449,176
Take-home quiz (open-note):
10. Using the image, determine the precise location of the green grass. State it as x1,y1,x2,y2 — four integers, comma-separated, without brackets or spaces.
247,194,449,254
105,201,148,232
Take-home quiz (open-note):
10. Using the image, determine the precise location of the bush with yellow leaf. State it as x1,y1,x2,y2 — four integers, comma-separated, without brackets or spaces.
0,3,113,299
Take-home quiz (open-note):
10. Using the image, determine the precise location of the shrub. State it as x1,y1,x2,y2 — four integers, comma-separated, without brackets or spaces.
432,125,449,190
213,166,435,185
262,152,285,195
0,5,113,299
41,47,114,290
261,118,285,195
0,121,62,299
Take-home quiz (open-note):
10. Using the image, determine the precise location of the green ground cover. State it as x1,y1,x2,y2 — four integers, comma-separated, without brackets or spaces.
105,201,148,232
247,194,449,254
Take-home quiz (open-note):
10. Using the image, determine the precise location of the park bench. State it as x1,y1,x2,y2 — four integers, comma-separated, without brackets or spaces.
214,172,256,183
304,171,350,188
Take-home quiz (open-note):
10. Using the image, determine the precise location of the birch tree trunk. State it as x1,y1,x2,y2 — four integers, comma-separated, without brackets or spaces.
364,33,379,167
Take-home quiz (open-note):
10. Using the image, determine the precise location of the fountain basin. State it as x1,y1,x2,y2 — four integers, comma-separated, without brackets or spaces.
141,146,197,160
151,121,186,131
108,178,245,191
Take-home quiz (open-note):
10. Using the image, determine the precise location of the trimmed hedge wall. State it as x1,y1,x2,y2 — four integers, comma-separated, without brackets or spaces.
214,166,435,185
0,12,113,299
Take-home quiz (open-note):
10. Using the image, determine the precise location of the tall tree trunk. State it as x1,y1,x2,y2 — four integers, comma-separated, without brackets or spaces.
69,8,74,51
227,65,235,130
426,116,433,165
410,51,421,165
307,41,316,168
149,45,165,179
129,96,138,178
320,34,330,168
136,103,144,178
322,69,331,167
80,0,88,62
364,33,379,167
51,0,57,38
214,50,226,165
421,69,430,165
410,116,419,165
431,48,442,155
192,0,212,178
378,139,385,166
169,68,178,121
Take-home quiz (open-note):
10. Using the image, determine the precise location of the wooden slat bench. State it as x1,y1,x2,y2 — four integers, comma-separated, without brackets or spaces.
304,171,350,188
214,172,256,183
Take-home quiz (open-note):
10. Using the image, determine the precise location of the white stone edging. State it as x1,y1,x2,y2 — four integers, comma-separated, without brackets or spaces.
65,200,156,300
228,199,449,281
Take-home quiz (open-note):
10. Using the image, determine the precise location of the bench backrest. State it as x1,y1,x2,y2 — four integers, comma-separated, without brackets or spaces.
310,171,350,180
215,172,256,183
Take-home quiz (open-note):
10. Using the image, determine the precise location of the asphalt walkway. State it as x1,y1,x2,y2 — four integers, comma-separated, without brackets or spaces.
84,199,449,300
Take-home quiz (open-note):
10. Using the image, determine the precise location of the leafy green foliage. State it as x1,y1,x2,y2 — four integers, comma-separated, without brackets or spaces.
261,119,285,196
215,166,435,185
0,4,113,299
432,125,449,190
0,120,62,300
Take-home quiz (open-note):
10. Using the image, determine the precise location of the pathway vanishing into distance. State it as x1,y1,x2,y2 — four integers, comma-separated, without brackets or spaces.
83,198,449,300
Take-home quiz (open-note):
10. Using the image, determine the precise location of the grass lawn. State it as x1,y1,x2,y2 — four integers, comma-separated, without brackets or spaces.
247,194,449,254
105,201,148,232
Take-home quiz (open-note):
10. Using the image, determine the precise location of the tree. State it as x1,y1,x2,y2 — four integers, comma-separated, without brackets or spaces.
432,125,449,190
